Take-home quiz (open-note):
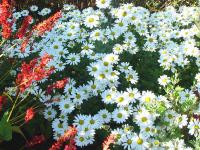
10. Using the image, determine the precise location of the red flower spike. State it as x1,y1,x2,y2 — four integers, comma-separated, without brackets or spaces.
16,15,33,39
0,0,13,39
19,11,62,52
46,78,69,94
33,11,62,36
16,54,54,93
25,107,35,123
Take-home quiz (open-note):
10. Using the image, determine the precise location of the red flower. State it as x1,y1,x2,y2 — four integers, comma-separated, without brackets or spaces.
20,35,31,52
16,15,33,39
16,54,54,93
0,0,13,39
46,78,69,94
25,107,35,123
26,134,45,148
33,11,62,36
0,96,7,111
102,134,116,150
49,126,77,150
20,11,62,52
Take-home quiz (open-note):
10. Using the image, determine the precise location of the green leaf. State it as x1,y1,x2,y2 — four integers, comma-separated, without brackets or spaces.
0,113,12,141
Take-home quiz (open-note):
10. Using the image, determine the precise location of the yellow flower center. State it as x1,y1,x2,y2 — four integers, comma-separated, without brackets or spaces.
76,94,81,99
99,74,105,79
145,97,151,103
58,123,63,128
64,104,69,109
118,97,124,103
103,62,109,66
106,94,112,100
91,85,96,89
92,67,97,72
145,127,150,132
102,114,107,118
148,38,154,42
154,140,160,145
53,45,59,49
117,113,123,118
137,138,143,145
95,32,100,36
88,18,94,23
79,137,84,142
168,114,173,119
90,119,95,124
127,139,132,145
129,93,134,98
79,120,84,125
194,125,199,129
141,117,147,122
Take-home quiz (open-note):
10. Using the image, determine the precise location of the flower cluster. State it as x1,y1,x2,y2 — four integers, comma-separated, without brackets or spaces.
1,1,200,149
0,0,13,39
16,54,54,93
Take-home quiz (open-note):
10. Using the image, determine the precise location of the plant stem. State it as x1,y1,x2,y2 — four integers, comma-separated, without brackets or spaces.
11,117,24,125
10,112,25,122
0,61,20,84
15,91,30,108
7,91,20,121
0,39,5,47
3,92,14,103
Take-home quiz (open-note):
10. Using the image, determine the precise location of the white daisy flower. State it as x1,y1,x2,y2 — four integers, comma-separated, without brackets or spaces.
126,88,141,103
188,118,200,137
73,114,87,128
30,5,38,12
84,15,100,29
97,109,112,123
96,0,111,9
122,134,135,150
75,134,91,147
86,115,102,129
133,133,149,150
112,108,129,124
52,118,68,134
174,114,188,128
21,10,29,16
158,75,170,87
113,44,124,54
125,70,139,84
115,91,130,107
66,53,80,65
59,99,75,114
140,91,156,104
101,89,116,104
43,107,57,121
134,109,154,128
